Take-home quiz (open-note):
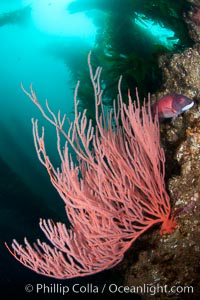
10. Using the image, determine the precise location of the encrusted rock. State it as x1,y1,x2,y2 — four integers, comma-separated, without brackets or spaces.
121,101,200,300
186,0,200,42
155,45,200,101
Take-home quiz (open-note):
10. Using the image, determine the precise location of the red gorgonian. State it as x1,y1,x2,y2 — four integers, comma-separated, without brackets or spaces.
5,52,176,279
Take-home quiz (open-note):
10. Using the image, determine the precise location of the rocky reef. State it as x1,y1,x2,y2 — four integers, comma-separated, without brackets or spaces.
120,5,200,298
122,100,200,300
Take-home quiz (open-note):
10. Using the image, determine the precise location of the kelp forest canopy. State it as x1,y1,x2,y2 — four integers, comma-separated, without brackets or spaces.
63,0,194,123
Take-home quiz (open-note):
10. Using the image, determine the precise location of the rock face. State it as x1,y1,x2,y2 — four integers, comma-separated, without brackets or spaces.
122,26,200,298
156,45,200,101
117,3,200,297
186,0,200,43
122,102,200,300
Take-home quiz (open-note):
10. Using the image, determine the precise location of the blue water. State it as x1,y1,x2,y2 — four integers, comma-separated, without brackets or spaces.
0,0,96,201
0,0,103,290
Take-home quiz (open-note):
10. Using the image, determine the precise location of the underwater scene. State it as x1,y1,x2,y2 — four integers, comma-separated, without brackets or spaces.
0,0,199,299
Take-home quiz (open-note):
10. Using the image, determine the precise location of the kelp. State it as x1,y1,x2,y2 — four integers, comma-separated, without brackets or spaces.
0,5,31,27
66,0,194,119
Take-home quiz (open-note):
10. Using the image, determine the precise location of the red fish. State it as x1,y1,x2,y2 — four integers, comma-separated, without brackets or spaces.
151,94,194,120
